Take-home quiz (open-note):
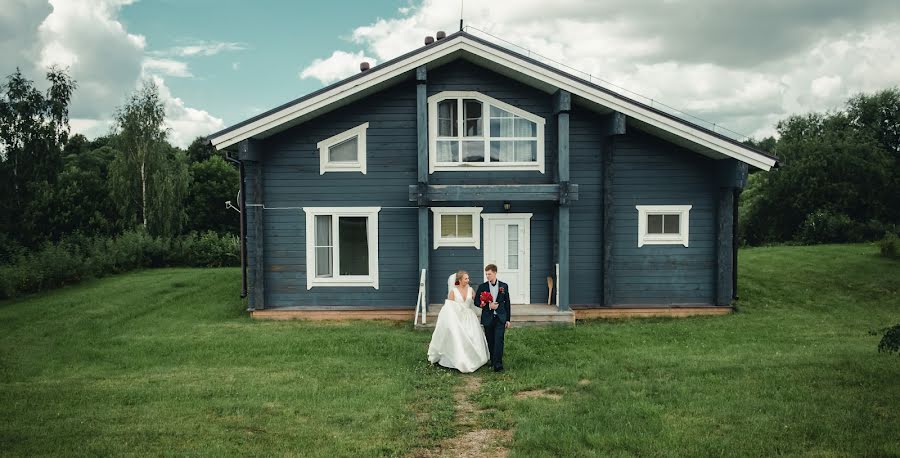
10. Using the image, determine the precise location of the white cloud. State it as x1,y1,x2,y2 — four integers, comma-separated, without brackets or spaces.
148,75,224,148
303,0,900,140
142,58,193,78
158,40,247,57
299,50,377,84
0,0,227,147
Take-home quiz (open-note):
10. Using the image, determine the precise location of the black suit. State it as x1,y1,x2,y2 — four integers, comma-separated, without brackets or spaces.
475,280,511,370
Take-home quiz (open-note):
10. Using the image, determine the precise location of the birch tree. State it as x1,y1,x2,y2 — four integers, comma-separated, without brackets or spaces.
112,80,166,228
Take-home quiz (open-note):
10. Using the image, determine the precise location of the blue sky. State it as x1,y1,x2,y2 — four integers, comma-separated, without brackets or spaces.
2,0,899,147
119,0,407,125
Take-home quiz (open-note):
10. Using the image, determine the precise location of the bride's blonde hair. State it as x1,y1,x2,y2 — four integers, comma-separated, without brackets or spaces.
455,270,469,285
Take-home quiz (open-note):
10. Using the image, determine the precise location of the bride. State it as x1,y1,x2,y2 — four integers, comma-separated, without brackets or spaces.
427,270,490,373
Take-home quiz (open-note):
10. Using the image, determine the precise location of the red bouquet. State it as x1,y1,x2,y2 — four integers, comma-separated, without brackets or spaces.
479,291,493,308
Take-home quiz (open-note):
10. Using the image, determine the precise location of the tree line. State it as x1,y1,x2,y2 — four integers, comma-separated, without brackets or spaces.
0,67,238,263
740,88,899,246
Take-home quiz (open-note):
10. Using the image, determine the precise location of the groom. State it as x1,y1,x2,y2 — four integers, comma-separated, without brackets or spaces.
475,264,511,372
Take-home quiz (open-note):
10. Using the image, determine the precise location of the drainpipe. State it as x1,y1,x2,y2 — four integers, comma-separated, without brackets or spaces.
225,151,248,298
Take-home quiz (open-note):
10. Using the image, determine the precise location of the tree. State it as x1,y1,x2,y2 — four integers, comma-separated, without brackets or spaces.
186,136,219,163
109,81,191,237
186,156,239,234
112,80,167,228
0,67,76,246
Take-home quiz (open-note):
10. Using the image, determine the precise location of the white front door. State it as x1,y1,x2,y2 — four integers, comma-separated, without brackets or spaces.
482,213,532,304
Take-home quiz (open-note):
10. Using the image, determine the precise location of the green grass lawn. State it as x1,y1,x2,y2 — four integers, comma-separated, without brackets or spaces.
1,244,898,456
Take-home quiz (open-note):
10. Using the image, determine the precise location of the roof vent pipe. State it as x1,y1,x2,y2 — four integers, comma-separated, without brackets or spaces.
360,62,370,72
424,36,434,45
436,31,446,40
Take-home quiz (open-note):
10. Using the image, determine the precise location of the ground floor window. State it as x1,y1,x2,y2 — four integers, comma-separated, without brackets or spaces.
303,207,380,289
636,205,691,247
431,207,483,249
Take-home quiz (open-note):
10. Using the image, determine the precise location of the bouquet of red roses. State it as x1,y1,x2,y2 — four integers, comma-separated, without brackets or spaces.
479,291,493,308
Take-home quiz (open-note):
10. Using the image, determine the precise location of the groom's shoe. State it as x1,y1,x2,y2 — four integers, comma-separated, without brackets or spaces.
493,365,504,372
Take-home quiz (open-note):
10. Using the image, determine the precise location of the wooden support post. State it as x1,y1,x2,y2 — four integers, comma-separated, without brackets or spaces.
251,160,265,310
554,90,571,311
716,187,734,306
602,137,614,306
416,65,429,308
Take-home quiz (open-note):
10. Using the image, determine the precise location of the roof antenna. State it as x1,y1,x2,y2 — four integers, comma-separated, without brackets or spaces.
459,0,464,31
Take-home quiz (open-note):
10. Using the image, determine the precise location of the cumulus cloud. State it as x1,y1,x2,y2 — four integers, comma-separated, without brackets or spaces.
0,0,226,147
147,75,223,148
299,50,377,84
301,0,900,140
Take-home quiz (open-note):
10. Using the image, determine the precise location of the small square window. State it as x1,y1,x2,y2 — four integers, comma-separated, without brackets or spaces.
317,122,368,174
432,207,483,249
636,205,691,247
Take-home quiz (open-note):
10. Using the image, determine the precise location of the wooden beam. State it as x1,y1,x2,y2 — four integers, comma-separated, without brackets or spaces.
416,65,427,184
558,206,570,311
717,159,749,189
553,89,571,115
410,184,579,202
556,90,571,311
716,187,734,306
237,138,261,162
416,65,429,309
601,111,626,136
575,306,733,320
251,162,265,309
602,137,613,306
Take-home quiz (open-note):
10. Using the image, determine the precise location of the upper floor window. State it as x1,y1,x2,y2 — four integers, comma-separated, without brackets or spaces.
316,122,368,174
428,91,545,173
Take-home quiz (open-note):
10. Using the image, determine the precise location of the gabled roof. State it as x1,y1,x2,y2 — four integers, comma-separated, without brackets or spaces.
208,31,778,170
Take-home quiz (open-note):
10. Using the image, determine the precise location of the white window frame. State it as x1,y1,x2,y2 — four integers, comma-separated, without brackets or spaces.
316,122,369,174
303,206,380,289
427,91,545,174
431,207,483,249
636,205,692,247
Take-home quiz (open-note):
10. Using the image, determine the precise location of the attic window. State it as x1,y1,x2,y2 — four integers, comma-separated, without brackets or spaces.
636,205,692,247
428,91,545,173
317,122,368,174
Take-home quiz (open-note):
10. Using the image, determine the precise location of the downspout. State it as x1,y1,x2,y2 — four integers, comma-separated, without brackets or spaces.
225,151,248,298
732,188,740,300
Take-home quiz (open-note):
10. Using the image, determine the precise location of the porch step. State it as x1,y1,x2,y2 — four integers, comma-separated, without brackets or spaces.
414,303,575,329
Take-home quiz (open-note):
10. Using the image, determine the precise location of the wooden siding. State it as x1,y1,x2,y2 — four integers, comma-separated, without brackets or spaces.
427,59,557,185
248,81,420,307
568,107,606,305
608,130,718,305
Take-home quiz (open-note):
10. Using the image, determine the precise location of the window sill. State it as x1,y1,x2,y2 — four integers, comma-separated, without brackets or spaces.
307,277,379,289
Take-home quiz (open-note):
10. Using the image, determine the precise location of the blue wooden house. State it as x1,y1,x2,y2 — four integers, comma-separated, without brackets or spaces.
207,31,777,320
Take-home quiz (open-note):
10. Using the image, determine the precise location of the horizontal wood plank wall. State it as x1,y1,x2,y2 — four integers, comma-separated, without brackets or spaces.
569,107,605,305
609,130,717,305
261,81,419,307
427,60,557,185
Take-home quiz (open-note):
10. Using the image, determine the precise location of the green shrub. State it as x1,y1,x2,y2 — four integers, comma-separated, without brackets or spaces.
878,232,899,259
796,210,855,244
0,230,240,300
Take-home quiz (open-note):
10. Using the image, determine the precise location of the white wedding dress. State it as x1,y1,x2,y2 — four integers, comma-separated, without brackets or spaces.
427,286,490,373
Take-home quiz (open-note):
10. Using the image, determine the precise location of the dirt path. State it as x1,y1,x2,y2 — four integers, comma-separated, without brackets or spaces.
410,375,512,458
